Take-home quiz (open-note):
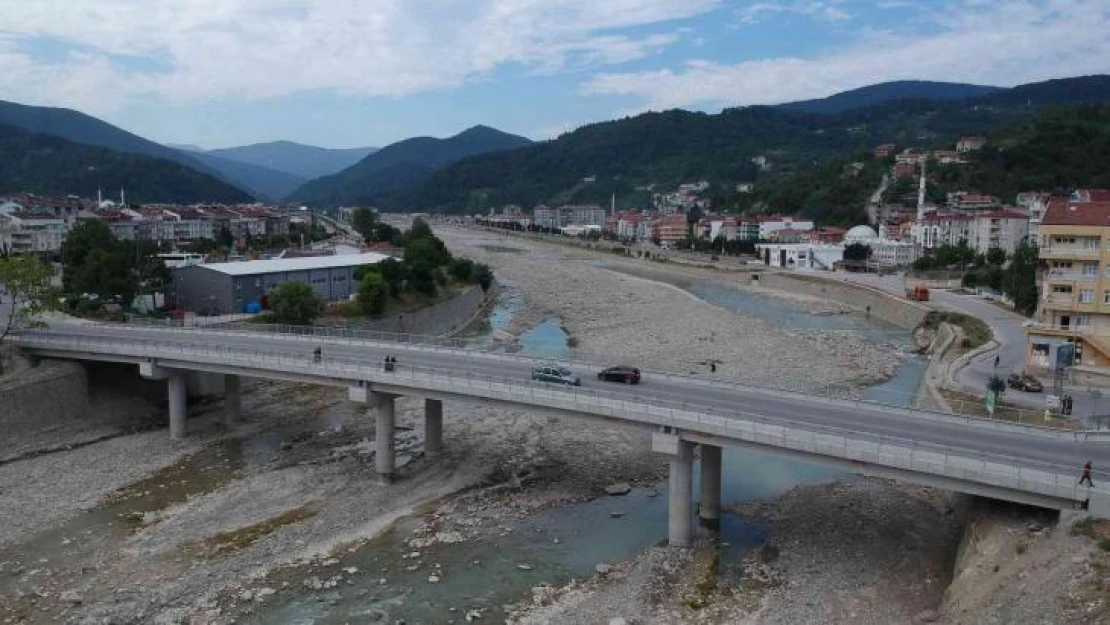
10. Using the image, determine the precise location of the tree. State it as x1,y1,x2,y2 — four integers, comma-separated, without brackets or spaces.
357,270,388,316
62,219,115,294
377,258,408,296
268,282,322,325
985,247,1007,267
217,226,234,250
448,258,475,282
0,255,60,368
1003,241,1039,316
843,243,873,263
407,260,438,296
351,208,377,242
470,263,494,292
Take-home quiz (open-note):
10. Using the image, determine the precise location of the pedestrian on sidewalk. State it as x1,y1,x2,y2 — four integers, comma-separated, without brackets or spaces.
1080,461,1094,487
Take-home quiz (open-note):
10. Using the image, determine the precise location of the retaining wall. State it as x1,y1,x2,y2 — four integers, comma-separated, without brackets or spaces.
0,359,88,440
753,272,930,330
316,284,495,336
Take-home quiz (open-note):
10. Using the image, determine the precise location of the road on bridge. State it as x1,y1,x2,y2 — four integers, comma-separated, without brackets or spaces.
27,321,1110,482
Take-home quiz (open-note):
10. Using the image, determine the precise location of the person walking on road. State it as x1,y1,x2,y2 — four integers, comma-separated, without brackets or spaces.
1080,461,1094,487
313,346,322,363
994,354,1000,368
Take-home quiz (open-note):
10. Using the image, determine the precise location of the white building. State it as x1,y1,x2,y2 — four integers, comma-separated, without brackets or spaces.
842,224,920,268
567,205,607,227
915,212,973,249
756,243,843,271
757,216,814,240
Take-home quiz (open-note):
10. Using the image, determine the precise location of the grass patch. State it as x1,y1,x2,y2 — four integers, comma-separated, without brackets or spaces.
188,504,318,560
1074,516,1098,538
922,311,992,348
939,389,1078,430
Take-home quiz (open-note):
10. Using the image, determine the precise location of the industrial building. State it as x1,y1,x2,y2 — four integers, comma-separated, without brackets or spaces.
172,253,390,315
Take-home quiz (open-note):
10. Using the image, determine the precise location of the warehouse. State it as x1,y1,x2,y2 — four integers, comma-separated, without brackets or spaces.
172,252,390,315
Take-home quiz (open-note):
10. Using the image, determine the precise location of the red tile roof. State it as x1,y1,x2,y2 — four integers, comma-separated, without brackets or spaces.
1042,199,1110,227
1077,189,1110,202
979,209,1029,220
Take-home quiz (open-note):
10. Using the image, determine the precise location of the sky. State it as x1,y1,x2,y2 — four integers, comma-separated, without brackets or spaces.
1,0,1108,150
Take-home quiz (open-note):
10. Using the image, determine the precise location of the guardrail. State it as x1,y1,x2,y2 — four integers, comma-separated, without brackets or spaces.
15,329,1103,504
105,318,1074,432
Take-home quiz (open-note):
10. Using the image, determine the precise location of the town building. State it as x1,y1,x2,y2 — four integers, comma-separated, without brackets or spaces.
1072,189,1110,203
1026,200,1110,369
532,206,566,230
932,149,962,165
915,212,973,249
893,162,917,179
957,136,987,153
653,214,688,247
969,208,1030,255
755,243,843,270
0,212,68,255
756,215,814,240
737,219,761,241
172,252,389,315
567,205,607,227
874,144,897,159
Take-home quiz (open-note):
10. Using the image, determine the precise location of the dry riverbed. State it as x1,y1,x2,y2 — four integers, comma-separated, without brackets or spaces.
1,225,948,624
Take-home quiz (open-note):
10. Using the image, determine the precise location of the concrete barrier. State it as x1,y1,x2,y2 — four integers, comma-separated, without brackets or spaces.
753,272,930,330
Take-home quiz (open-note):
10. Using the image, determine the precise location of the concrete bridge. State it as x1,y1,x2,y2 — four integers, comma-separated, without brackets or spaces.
13,321,1110,545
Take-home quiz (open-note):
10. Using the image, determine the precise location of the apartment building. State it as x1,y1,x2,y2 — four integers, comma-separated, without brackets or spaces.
1026,200,1110,368
0,212,68,255
915,212,972,249
970,208,1030,255
567,205,608,227
756,215,814,240
653,214,688,247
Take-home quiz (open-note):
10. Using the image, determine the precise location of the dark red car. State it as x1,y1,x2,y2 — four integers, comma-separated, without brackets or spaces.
598,366,641,384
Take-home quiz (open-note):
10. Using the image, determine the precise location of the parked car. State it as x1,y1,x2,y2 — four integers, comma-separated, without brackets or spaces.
532,363,581,386
598,365,641,384
1007,373,1044,392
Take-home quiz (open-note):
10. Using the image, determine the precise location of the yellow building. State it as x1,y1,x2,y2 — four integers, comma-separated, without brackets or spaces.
1026,198,1110,369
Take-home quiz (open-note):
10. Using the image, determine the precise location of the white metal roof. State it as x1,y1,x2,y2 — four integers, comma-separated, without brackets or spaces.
197,252,391,276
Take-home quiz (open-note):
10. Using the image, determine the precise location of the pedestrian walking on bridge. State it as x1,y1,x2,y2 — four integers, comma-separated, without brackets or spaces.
1080,461,1094,487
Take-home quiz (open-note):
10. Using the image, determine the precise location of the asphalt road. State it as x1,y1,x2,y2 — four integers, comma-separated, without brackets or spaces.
836,272,1104,419
24,322,1110,480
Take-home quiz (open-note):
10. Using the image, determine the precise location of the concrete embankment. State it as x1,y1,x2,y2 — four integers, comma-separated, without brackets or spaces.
753,271,930,330
0,360,88,441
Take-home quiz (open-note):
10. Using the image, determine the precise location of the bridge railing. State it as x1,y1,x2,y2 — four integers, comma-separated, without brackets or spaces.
82,318,1073,433
15,329,1107,503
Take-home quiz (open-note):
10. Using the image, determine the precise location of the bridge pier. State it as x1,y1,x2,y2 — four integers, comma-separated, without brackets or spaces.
699,444,722,530
425,398,443,457
374,392,396,483
168,373,188,440
225,374,242,427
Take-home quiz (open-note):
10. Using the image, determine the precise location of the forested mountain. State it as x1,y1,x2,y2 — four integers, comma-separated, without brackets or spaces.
289,125,532,207
929,104,1110,200
0,100,260,200
0,123,253,203
207,141,377,179
391,75,1110,215
779,80,1001,114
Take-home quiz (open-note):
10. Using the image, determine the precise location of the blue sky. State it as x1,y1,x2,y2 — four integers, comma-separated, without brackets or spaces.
1,1,1107,150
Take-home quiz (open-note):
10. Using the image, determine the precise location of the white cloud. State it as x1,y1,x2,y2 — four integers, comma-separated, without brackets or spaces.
584,0,1110,111
0,0,719,114
734,0,852,25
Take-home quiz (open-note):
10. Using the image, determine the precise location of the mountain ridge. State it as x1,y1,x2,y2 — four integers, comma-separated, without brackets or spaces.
289,125,533,207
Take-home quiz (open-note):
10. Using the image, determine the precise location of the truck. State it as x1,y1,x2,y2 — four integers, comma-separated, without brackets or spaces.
905,284,930,302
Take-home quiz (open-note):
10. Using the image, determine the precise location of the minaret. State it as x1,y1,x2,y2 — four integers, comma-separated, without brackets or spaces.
916,159,927,222
611,193,616,217
120,188,126,207
97,188,102,206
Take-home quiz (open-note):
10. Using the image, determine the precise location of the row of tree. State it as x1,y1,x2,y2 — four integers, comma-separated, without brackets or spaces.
61,220,171,312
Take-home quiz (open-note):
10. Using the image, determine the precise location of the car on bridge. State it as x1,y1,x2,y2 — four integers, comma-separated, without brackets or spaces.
532,363,581,386
598,365,641,384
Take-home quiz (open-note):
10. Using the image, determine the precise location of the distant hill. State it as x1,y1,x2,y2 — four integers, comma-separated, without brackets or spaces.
289,125,533,207
0,123,252,203
0,100,257,200
393,75,1110,214
184,151,306,202
207,141,377,180
779,80,1001,114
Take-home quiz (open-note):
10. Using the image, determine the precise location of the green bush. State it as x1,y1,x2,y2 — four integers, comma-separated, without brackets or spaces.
357,270,388,316
268,282,322,325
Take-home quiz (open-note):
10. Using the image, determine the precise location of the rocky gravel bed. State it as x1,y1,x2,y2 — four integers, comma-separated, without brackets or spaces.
439,227,901,390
